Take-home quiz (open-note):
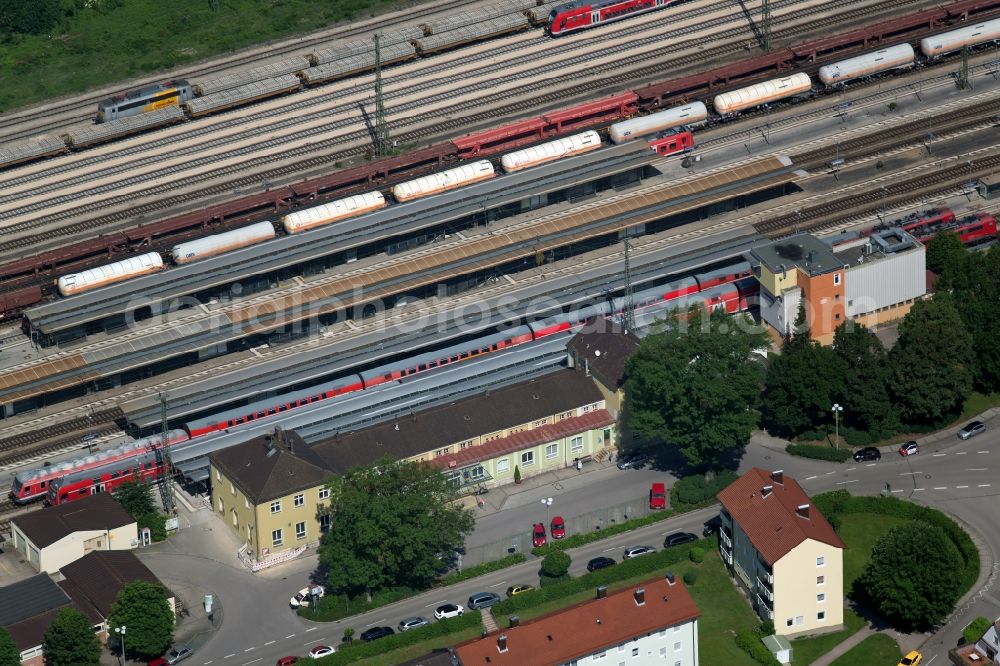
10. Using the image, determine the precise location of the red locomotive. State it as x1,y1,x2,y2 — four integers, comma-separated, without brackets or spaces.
546,0,679,36
648,128,695,157
877,207,997,246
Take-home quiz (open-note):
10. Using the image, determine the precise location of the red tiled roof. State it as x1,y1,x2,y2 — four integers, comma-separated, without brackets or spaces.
430,410,614,470
717,468,844,565
454,575,699,666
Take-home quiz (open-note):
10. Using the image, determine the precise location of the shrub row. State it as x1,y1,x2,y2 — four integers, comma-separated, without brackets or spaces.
964,617,992,645
439,553,526,587
319,612,481,664
302,586,417,622
671,470,739,508
735,629,781,666
786,443,852,463
531,509,677,556
812,491,980,593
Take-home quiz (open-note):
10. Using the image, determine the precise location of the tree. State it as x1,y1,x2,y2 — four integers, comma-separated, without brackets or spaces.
540,551,571,578
626,307,769,469
854,522,963,629
42,607,101,666
924,231,967,290
950,247,1000,392
0,627,19,666
108,581,175,660
0,0,61,35
113,477,167,542
761,304,845,438
890,294,974,424
317,457,475,600
831,322,897,435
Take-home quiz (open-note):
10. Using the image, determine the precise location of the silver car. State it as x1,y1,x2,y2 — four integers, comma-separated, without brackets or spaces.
398,616,428,632
623,545,656,560
958,421,986,440
468,591,502,610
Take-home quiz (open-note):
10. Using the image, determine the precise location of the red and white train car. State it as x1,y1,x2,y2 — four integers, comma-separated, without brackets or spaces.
547,0,679,36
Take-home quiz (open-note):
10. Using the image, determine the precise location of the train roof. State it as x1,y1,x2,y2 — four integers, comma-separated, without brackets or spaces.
98,80,189,107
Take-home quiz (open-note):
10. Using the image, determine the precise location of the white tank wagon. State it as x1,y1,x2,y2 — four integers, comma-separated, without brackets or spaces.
171,222,275,264
391,160,495,202
713,73,812,115
920,17,1000,58
609,102,709,144
500,130,602,172
282,191,387,234
57,252,165,296
818,44,915,86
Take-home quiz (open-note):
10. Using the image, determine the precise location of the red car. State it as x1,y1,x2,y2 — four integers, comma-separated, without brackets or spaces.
532,523,547,547
275,658,300,666
550,516,566,539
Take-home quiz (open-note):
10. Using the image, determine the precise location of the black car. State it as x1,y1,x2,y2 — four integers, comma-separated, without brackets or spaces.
702,516,723,537
616,454,649,470
853,447,881,462
663,532,698,548
587,556,616,572
360,626,395,642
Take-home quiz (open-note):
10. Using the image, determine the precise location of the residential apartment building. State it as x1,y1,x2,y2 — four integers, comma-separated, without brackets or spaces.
209,428,330,562
751,229,924,345
566,318,639,418
717,468,845,637
453,574,700,666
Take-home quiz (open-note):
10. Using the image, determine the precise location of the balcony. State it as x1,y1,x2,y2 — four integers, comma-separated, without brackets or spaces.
756,592,774,612
757,583,773,602
720,529,732,548
720,548,733,565
758,565,773,585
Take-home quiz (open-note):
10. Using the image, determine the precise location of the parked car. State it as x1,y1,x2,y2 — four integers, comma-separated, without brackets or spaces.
623,545,656,560
550,516,566,539
164,646,193,665
360,626,395,642
898,650,922,666
702,516,723,537
289,585,325,608
398,616,429,632
649,482,666,509
275,658,300,666
506,584,535,597
468,591,502,610
664,532,698,548
434,603,465,619
308,645,335,659
587,556,616,572
616,454,649,470
532,522,547,547
898,441,919,456
958,421,986,440
853,446,881,462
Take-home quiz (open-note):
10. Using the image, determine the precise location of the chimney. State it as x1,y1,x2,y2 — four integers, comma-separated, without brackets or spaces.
508,616,520,628
634,588,645,606
796,503,810,519
771,470,783,485
497,635,508,653
665,571,676,586
597,586,607,599
761,485,773,498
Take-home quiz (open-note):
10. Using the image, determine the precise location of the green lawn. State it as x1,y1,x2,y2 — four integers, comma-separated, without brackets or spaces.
827,633,901,666
790,609,866,665
836,514,911,595
960,392,1000,422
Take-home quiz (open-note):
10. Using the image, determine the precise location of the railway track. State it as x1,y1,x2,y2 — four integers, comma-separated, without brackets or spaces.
0,0,933,255
0,406,124,468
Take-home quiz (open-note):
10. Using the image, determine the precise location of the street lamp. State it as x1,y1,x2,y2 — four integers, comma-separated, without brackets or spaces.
831,404,844,450
114,625,126,665
541,497,553,528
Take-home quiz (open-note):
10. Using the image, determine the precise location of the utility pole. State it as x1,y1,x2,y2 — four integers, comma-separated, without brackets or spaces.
760,0,771,53
373,33,390,157
958,45,970,90
620,236,635,333
157,393,175,513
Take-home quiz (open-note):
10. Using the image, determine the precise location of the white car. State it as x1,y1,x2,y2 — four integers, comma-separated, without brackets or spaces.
308,645,335,659
434,603,465,619
623,545,657,560
290,585,325,608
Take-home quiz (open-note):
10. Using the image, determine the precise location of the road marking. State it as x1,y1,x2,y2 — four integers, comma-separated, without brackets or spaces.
933,487,947,490
602,546,619,553
914,488,924,491
366,618,387,626
846,466,856,471
835,480,858,485
204,662,213,665
244,648,254,652
285,635,295,639
242,660,262,665
427,599,448,607
957,485,969,489
305,627,317,632
980,484,992,488
263,641,275,646
899,472,918,476
980,451,990,454
224,655,235,659
933,453,946,457
825,471,835,475
304,638,326,646
490,581,507,588
968,468,988,471
926,654,938,665
865,463,877,467
805,475,817,481
957,452,967,455
891,489,904,493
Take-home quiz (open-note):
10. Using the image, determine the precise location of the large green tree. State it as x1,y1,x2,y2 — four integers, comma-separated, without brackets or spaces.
854,522,964,629
0,627,19,666
626,307,768,469
42,607,101,666
831,322,896,435
950,246,1000,392
0,0,61,35
113,477,167,541
761,305,845,438
924,230,968,290
317,457,475,599
108,581,175,661
889,294,974,424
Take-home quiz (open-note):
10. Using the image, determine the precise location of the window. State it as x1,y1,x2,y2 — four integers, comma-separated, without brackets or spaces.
296,522,306,540
674,626,681,633
617,644,625,652
818,611,826,621
816,556,825,567
521,451,535,466
471,465,485,480
817,593,826,603
270,500,281,514
834,273,841,286
319,514,331,532
571,436,583,452
497,458,510,473
786,618,794,627
271,529,283,547
294,493,304,508
534,419,549,428
593,651,606,661
795,616,804,626
817,575,825,585
632,647,639,656
673,642,681,651
545,443,558,459
318,487,330,501
434,447,452,457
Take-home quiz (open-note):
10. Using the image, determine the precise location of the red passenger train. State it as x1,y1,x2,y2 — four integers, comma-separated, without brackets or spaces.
546,0,680,36
874,207,998,247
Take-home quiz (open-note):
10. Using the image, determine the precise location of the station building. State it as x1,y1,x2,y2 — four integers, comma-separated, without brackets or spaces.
751,229,925,345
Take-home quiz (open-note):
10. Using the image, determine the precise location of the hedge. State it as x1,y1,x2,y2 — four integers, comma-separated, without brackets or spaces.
439,553,526,587
785,443,852,463
735,629,781,666
671,470,739,508
812,491,980,593
317,612,481,664
964,616,992,645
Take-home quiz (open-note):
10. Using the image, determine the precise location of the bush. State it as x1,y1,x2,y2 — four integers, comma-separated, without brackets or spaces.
964,617,992,645
760,619,775,636
670,470,739,509
540,573,570,587
541,551,571,578
318,612,481,664
439,554,525,587
785,443,852,463
688,547,704,564
797,430,828,442
844,428,872,447
682,570,698,586
735,629,781,665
